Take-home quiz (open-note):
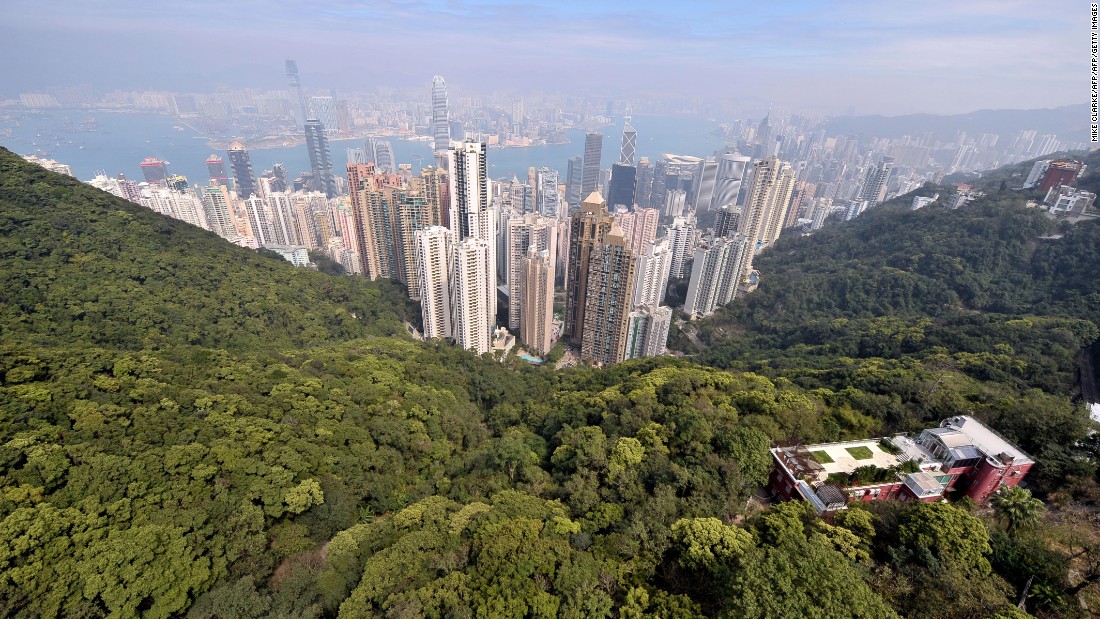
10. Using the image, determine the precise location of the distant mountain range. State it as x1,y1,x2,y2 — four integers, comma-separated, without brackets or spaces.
821,103,1091,143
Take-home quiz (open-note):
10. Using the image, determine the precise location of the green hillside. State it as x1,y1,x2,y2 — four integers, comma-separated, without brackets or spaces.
1,149,1097,617
0,148,412,350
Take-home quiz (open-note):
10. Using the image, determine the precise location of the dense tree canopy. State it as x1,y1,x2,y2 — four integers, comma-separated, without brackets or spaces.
1,147,1098,616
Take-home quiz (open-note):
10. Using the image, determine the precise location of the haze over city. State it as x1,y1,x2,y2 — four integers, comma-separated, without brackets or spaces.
1,0,1088,115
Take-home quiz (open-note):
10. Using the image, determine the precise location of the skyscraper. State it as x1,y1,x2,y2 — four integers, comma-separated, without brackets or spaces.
227,142,257,200
535,168,562,218
206,155,227,184
714,204,741,238
667,215,696,279
581,132,603,195
346,162,376,277
620,117,637,166
364,136,397,172
304,119,338,198
308,96,337,134
201,185,236,240
859,156,895,207
285,59,309,124
739,157,796,252
738,157,796,280
565,155,583,211
416,226,454,341
245,196,275,245
694,159,718,213
452,238,493,355
625,305,672,359
139,157,168,184
607,163,637,209
506,213,557,332
580,227,636,366
449,141,497,351
520,247,555,355
712,153,751,211
632,237,673,308
683,236,752,319
432,76,451,157
565,192,615,343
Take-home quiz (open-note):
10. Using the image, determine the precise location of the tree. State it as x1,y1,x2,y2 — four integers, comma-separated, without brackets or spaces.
721,536,899,618
669,517,753,571
990,485,1044,534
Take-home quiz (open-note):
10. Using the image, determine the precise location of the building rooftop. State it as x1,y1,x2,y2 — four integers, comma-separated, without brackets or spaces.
904,471,945,499
801,439,903,480
941,415,1033,466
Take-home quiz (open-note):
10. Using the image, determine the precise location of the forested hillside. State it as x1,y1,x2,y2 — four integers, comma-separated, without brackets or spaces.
1,148,1098,617
0,151,413,350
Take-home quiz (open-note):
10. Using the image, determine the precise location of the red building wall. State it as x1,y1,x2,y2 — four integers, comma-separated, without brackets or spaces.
964,460,1033,503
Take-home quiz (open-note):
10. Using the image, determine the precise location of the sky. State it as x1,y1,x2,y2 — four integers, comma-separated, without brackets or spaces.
0,0,1090,115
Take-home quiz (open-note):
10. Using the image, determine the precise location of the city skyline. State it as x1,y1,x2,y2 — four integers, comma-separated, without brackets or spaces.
1,1,1089,115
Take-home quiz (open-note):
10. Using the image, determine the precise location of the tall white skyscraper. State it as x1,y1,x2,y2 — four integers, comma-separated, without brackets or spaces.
448,141,497,352
625,305,672,359
632,237,673,308
432,76,451,155
452,239,493,355
739,157,796,253
666,215,696,279
683,236,752,320
416,226,454,341
245,196,275,245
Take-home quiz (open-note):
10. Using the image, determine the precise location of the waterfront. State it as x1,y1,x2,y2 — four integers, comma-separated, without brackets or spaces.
0,110,732,185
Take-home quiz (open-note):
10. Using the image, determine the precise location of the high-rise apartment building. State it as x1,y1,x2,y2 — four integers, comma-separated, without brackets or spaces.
565,192,615,343
581,132,603,195
452,238,493,355
859,156,894,207
416,226,454,341
449,141,497,352
625,305,672,359
683,236,752,319
201,185,236,240
667,215,696,279
520,247,555,355
415,166,448,229
506,213,557,332
580,228,636,366
739,157,796,256
632,237,673,308
304,119,338,198
432,76,451,156
613,206,659,257
227,142,257,200
245,196,275,245
714,204,741,238
346,162,378,278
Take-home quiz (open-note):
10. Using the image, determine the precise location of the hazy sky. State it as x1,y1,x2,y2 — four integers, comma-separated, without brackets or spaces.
1,0,1089,115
